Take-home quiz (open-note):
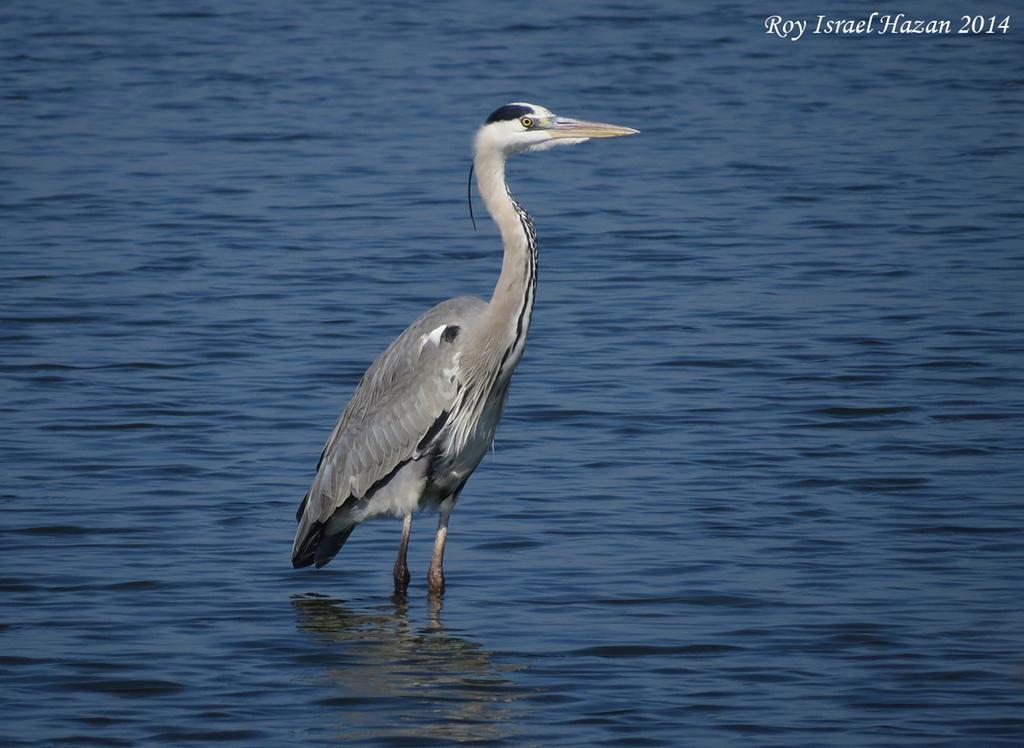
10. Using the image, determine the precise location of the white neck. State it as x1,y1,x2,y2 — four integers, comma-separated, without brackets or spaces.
473,134,538,376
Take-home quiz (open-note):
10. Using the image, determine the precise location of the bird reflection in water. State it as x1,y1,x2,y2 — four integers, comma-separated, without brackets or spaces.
291,593,525,743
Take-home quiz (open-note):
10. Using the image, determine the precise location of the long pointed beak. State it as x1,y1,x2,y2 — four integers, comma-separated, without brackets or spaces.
545,116,639,139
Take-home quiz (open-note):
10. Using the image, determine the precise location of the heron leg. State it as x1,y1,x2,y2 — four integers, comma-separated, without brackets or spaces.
427,505,452,595
393,514,412,594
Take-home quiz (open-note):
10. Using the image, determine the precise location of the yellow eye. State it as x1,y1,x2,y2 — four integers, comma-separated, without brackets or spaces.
520,116,534,129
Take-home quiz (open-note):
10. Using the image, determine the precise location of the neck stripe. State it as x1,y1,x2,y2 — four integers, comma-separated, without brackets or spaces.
496,199,537,379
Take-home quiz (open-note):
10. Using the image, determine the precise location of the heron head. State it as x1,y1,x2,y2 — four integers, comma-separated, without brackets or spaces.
477,102,638,155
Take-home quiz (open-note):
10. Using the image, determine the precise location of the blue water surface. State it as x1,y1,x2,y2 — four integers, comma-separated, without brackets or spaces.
2,0,1023,745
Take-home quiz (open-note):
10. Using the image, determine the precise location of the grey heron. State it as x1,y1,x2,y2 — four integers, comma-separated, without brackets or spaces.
292,102,638,594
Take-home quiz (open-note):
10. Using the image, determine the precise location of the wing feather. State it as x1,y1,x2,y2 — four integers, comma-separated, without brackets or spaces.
295,296,485,546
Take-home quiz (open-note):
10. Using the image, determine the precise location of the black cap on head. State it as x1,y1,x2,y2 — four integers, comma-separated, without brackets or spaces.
484,104,534,125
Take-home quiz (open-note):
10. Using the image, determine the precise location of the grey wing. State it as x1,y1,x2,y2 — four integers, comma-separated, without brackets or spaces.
293,296,485,555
